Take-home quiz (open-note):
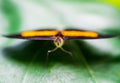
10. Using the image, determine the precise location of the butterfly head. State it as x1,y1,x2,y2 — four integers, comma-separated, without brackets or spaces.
54,36,64,48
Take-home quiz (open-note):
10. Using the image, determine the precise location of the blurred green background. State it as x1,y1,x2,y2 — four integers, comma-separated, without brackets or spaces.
0,0,120,83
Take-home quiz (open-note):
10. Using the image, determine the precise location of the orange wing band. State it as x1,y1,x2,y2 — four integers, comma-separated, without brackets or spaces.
61,31,98,37
21,30,57,37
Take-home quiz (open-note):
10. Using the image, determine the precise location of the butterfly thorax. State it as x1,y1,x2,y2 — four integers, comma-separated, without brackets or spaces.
54,36,64,48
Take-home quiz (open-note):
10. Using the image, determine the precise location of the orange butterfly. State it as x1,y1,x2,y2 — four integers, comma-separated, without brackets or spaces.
4,29,117,62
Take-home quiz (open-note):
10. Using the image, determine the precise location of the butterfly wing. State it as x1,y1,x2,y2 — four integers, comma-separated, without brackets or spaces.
3,29,58,40
62,29,117,40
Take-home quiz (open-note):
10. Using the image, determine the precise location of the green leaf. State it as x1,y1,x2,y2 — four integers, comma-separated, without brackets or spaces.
1,0,120,83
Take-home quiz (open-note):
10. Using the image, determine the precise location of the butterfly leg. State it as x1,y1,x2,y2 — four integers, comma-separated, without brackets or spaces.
46,47,58,65
60,47,72,57
60,47,78,65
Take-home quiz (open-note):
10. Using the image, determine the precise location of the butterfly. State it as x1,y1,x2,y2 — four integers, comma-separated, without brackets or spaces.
3,29,117,62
